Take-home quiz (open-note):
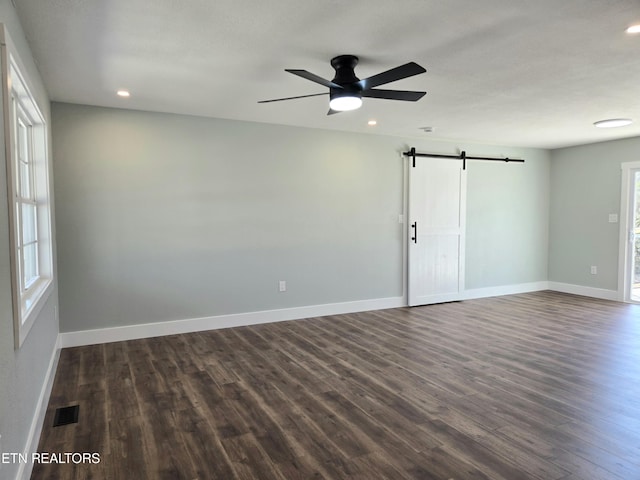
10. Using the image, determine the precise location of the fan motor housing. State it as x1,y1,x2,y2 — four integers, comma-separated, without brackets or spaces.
330,55,361,87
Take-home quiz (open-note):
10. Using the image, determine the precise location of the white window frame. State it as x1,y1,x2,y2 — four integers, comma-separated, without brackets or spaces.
1,25,54,348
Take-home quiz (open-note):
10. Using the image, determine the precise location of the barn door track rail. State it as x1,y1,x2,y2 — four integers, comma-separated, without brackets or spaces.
403,147,525,169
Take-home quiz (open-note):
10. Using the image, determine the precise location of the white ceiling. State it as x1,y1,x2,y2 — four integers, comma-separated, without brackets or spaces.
13,0,640,149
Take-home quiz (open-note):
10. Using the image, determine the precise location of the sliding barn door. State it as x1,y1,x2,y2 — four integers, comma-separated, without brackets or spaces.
408,157,466,306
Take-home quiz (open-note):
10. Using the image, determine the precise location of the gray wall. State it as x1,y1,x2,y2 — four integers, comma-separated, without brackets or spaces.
549,136,640,291
0,3,59,480
465,146,550,288
52,102,550,333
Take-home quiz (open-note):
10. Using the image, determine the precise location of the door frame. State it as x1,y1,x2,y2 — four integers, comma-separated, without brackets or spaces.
618,161,640,303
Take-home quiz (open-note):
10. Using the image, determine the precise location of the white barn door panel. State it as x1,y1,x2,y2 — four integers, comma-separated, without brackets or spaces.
408,157,466,306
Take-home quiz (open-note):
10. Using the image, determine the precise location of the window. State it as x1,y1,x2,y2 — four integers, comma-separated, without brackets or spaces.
2,28,54,348
15,102,40,290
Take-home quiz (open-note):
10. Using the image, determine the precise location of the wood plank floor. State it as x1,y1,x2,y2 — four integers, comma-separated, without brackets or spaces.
32,291,640,479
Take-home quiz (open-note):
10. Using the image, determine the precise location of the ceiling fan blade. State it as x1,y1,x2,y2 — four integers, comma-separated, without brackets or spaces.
361,89,426,101
357,62,426,90
258,92,328,103
286,69,343,89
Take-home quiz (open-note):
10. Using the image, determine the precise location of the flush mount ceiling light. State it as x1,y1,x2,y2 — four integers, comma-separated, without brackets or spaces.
367,120,377,126
593,118,633,128
626,24,640,33
116,89,130,97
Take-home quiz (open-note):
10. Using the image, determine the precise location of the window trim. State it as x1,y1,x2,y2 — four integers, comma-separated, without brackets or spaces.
1,25,54,348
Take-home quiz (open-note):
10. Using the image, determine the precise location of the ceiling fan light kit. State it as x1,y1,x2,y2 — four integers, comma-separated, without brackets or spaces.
259,54,427,115
329,93,362,111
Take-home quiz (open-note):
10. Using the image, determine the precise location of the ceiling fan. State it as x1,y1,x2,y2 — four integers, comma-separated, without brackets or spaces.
258,55,427,115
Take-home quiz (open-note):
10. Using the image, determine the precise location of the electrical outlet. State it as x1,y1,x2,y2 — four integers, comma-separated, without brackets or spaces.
590,266,598,275
608,213,619,223
279,280,287,292
398,214,404,224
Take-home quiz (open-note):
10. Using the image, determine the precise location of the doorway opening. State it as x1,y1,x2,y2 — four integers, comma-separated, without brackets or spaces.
619,163,640,303
630,171,640,301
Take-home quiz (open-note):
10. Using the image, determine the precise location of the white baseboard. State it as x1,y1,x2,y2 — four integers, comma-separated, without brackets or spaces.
16,336,61,480
58,281,622,349
462,281,550,300
547,282,620,301
59,296,406,348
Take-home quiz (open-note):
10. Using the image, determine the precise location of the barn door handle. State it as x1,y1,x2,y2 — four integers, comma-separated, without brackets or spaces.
411,222,418,243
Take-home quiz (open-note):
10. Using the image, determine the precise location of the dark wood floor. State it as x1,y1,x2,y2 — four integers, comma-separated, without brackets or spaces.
33,291,640,479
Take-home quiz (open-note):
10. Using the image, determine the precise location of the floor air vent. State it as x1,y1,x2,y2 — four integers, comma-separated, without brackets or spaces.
53,405,79,427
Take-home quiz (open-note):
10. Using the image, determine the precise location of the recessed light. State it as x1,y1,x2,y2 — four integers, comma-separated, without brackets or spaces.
116,89,130,97
626,24,640,34
594,118,633,128
368,120,377,126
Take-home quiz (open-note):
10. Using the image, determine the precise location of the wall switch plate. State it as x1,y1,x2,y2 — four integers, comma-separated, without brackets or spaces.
279,280,286,292
590,266,598,275
608,213,619,223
